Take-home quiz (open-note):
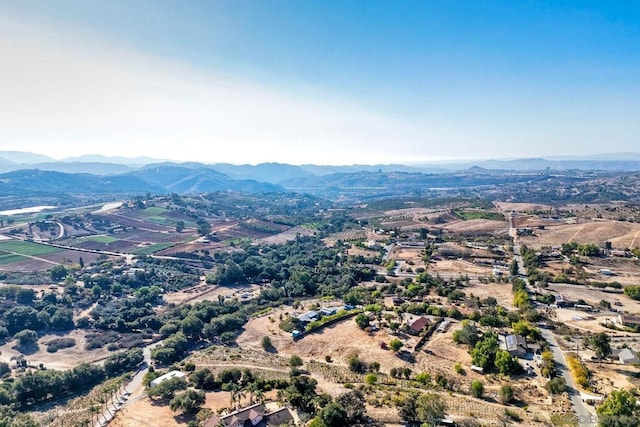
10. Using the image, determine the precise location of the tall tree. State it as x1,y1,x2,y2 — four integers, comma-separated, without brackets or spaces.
597,389,638,427
590,333,612,363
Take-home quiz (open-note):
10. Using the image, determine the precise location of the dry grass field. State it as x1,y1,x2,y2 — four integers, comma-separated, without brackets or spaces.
429,259,496,279
495,202,555,212
519,219,640,250
441,218,508,235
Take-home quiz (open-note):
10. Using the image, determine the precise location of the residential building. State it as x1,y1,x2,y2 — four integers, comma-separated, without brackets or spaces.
204,403,294,427
500,334,528,357
409,316,429,335
150,370,186,388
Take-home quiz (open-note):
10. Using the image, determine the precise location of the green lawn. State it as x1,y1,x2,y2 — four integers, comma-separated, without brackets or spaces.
132,243,175,255
139,206,169,216
0,240,63,256
0,251,28,266
453,210,505,222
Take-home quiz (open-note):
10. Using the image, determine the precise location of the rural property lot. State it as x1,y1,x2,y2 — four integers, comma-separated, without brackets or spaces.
441,218,508,235
519,219,640,250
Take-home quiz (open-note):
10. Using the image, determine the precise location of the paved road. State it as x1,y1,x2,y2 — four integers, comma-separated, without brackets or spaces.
93,341,162,427
540,328,598,427
503,209,597,426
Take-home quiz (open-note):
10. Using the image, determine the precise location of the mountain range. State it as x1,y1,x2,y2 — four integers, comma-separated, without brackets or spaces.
1,150,640,202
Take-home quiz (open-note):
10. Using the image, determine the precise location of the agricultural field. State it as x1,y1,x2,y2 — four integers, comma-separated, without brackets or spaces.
0,239,108,271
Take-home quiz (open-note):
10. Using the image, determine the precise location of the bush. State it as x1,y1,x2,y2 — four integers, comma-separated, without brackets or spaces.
471,380,484,398
14,329,38,347
498,384,514,404
389,338,403,352
365,373,377,384
45,337,76,353
566,354,590,388
545,377,567,395
289,355,303,367
348,355,368,374
261,336,275,352
415,372,431,385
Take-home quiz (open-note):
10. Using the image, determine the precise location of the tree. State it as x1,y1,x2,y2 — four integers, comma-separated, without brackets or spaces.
355,313,369,329
452,320,478,347
513,290,530,309
348,355,368,374
261,336,275,352
470,334,499,370
540,350,555,378
510,260,519,276
589,333,612,362
597,389,638,427
196,219,211,236
147,377,187,399
336,390,366,423
389,338,403,352
416,392,447,427
625,285,640,301
175,221,185,233
471,380,484,398
169,389,206,414
415,372,431,385
494,350,520,375
50,265,68,281
14,329,38,347
498,384,514,405
189,368,217,390
180,315,204,339
314,402,348,427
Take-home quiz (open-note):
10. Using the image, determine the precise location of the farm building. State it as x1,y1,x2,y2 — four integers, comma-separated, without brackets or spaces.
204,403,294,427
618,348,639,365
619,314,640,327
150,370,186,387
320,307,338,317
436,320,451,333
297,311,320,324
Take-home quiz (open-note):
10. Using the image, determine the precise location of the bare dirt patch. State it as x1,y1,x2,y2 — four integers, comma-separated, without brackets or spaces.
258,226,315,245
163,283,261,306
0,329,111,370
429,259,496,280
442,218,508,235
462,281,515,310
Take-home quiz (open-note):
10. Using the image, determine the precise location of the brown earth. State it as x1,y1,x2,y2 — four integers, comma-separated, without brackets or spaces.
520,220,640,250
0,329,111,370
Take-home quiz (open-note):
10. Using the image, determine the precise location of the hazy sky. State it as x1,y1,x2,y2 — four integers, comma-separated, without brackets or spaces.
1,1,639,165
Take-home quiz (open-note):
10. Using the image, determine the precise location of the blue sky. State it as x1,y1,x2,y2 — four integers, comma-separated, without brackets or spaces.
0,1,639,165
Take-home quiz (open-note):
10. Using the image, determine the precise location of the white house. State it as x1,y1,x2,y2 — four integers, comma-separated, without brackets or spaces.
150,370,186,387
